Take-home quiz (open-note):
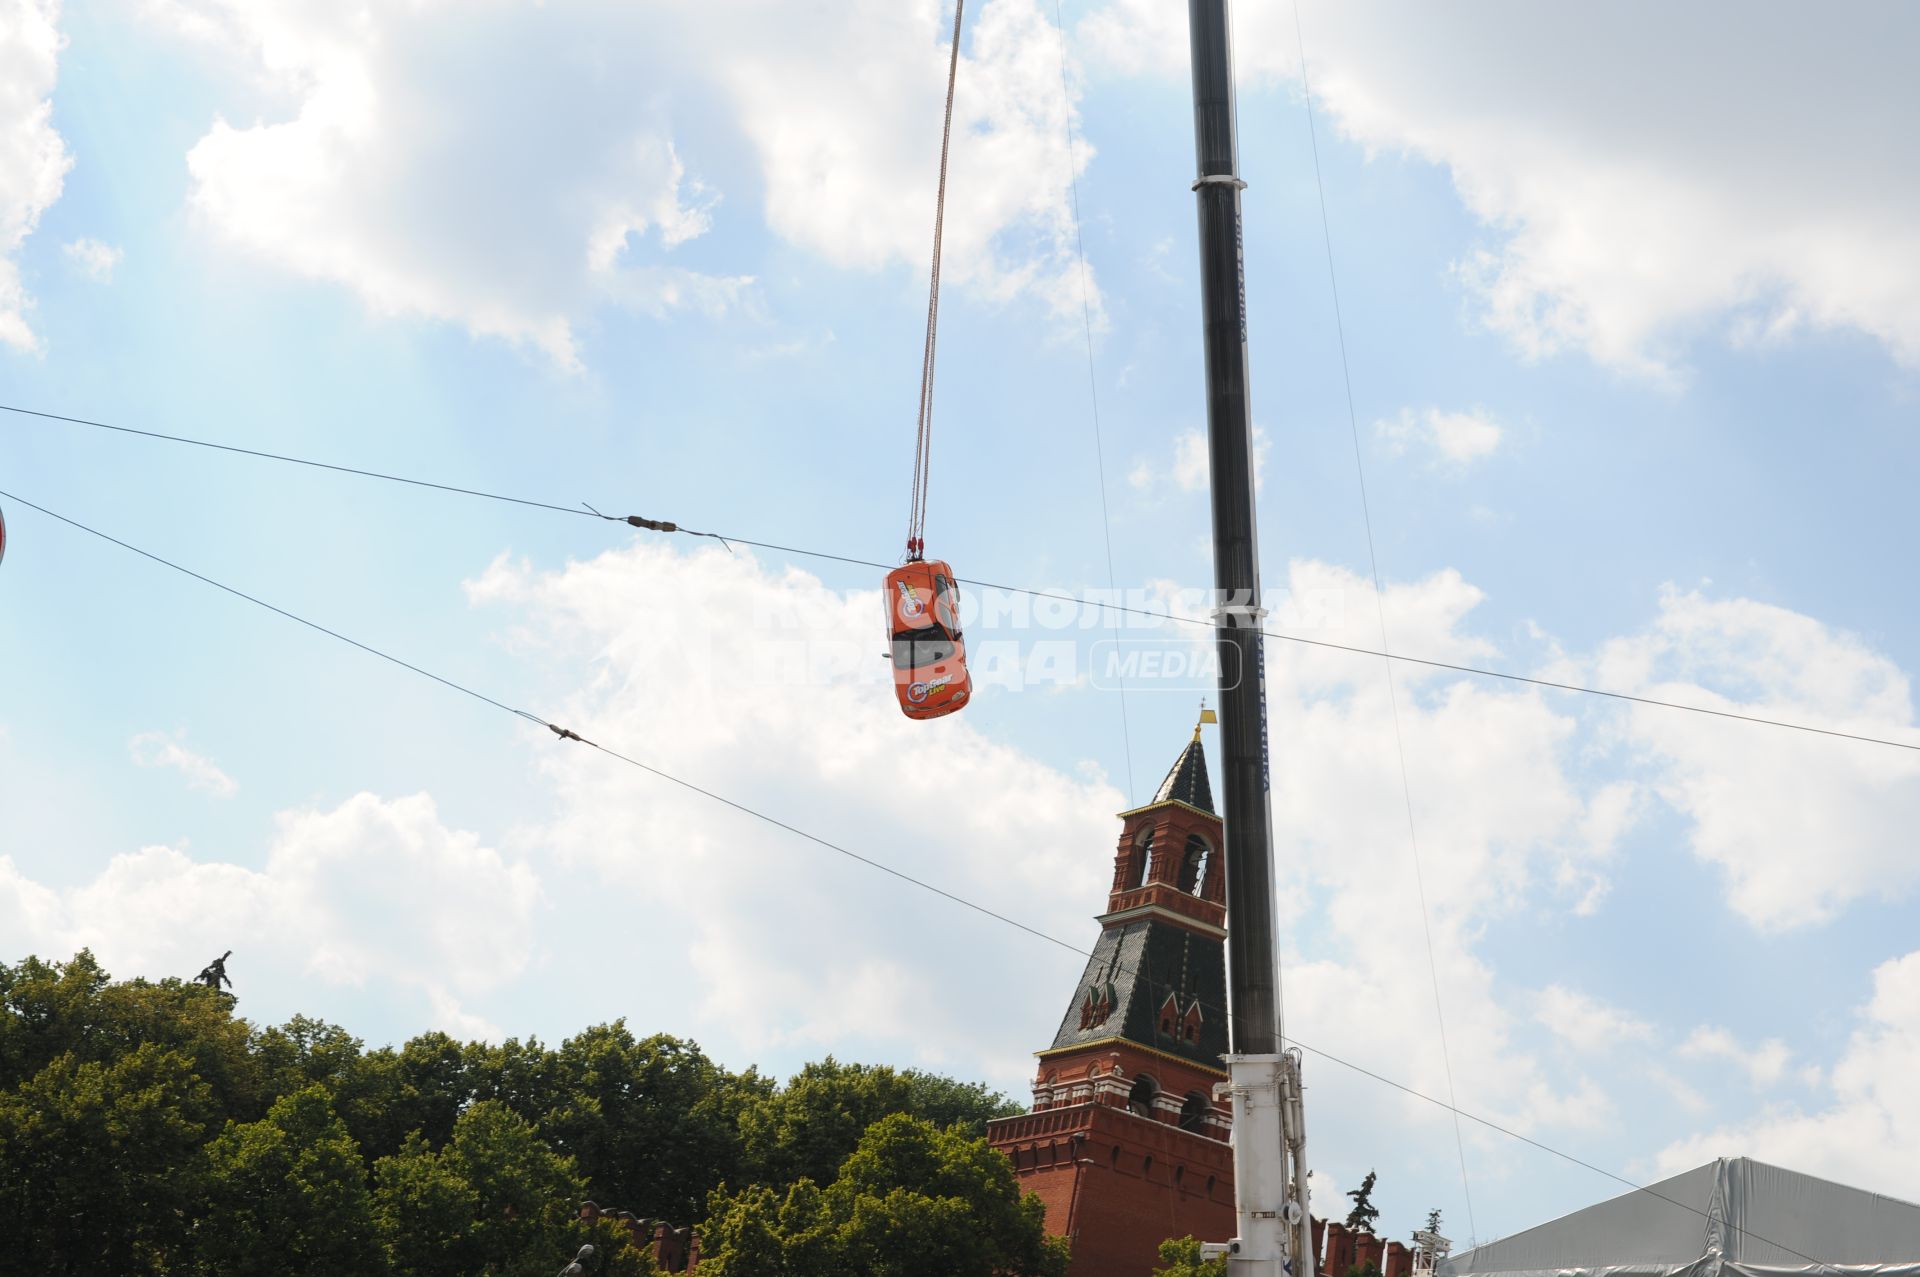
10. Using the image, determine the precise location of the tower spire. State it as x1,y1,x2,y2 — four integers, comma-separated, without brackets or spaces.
989,726,1238,1273
1151,727,1215,814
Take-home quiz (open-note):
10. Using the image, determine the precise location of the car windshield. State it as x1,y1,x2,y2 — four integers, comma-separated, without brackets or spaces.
892,627,956,670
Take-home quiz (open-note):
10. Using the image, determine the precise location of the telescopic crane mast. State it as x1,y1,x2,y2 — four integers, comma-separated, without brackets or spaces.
1185,1,1313,1272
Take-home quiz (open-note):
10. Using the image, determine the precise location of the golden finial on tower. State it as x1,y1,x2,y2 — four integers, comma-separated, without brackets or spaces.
1195,697,1218,741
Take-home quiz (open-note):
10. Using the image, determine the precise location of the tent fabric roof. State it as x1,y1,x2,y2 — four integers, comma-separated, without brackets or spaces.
1442,1158,1920,1277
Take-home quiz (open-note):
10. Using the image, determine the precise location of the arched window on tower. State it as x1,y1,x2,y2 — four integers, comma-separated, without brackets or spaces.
1128,1074,1158,1120
1179,1092,1210,1133
1127,828,1156,889
1179,834,1211,895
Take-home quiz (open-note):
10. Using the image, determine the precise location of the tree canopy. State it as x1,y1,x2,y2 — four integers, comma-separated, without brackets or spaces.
737,1056,1021,1193
700,1113,1069,1277
198,1085,383,1276
1345,1168,1382,1232
1154,1236,1230,1277
0,951,1039,1277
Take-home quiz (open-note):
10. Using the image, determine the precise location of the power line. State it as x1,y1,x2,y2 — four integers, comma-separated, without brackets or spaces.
1290,1041,1850,1275
1291,0,1476,1244
0,490,542,725
0,485,1867,1269
9,401,1920,756
0,403,598,519
0,486,1087,962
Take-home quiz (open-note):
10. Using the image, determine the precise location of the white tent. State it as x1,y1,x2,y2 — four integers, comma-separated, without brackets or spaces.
1441,1158,1920,1277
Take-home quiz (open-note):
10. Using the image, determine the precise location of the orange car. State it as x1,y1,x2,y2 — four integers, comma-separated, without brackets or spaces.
884,559,971,719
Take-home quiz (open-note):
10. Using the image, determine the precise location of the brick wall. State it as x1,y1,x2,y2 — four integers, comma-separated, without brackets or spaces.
989,1092,1235,1277
577,1202,697,1273
1316,1219,1414,1277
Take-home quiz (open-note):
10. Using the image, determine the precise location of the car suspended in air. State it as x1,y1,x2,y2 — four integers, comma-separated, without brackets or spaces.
885,557,971,720
0,503,7,567
886,1,974,721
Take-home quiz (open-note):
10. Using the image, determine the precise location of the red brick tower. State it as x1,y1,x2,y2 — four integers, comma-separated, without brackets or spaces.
989,730,1237,1276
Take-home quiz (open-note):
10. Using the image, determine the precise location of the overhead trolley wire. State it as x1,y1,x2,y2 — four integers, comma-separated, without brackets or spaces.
1294,1039,1853,1277
0,485,1869,1274
8,401,1920,756
0,485,1087,963
1292,0,1477,1243
0,403,597,519
0,489,541,725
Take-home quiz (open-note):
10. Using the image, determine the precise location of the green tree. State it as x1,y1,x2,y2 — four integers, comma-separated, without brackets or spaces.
1155,1236,1230,1277
702,1113,1068,1277
450,1099,584,1272
374,1098,594,1276
297,1027,485,1165
374,1131,482,1277
0,1042,214,1275
543,1024,761,1221
0,952,114,1085
196,1084,381,1276
739,1057,1020,1192
250,1015,366,1099
567,1215,665,1277
1425,1207,1444,1236
700,1184,792,1275
1345,1169,1381,1233
1,952,1051,1277
0,952,262,1119
390,1030,476,1150
248,1015,436,1163
465,1033,558,1125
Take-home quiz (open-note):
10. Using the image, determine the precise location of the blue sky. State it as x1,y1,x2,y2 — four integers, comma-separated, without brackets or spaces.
5,0,1920,1250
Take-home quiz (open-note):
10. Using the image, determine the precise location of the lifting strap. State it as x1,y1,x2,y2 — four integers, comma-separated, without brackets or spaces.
907,0,965,563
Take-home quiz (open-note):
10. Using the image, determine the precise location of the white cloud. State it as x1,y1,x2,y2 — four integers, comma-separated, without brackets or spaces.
170,1,744,371
152,0,1095,367
268,794,539,999
1678,1025,1794,1091
1378,407,1503,468
0,854,60,950
466,540,1123,1087
129,729,238,798
1173,429,1208,490
0,0,71,353
1658,949,1920,1198
1588,588,1920,930
716,0,1100,326
1083,0,1920,375
1261,573,1920,1188
0,792,538,1036
62,237,120,281
1645,1064,1710,1117
1259,561,1639,1153
1533,984,1654,1054
455,543,1651,1127
1131,424,1268,495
